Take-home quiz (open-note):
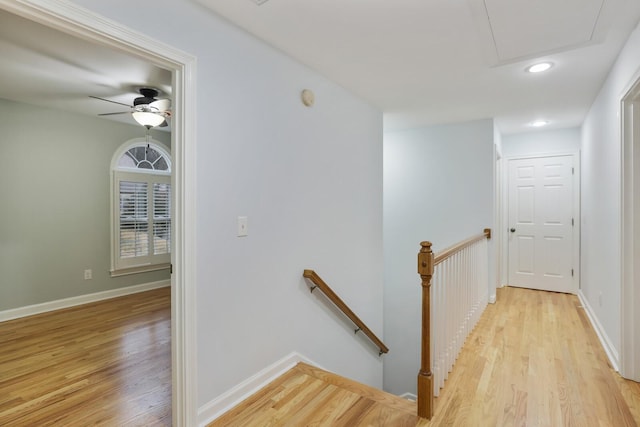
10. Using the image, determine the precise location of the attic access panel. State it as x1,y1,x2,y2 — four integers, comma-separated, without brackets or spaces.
469,0,605,64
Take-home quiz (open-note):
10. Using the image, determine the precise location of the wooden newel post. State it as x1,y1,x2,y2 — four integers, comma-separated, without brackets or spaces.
417,241,434,419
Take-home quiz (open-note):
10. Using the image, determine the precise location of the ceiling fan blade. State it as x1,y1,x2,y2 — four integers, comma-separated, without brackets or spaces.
150,98,171,112
98,111,130,116
89,95,132,108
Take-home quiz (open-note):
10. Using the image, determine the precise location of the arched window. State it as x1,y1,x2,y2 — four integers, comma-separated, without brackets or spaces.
111,139,171,276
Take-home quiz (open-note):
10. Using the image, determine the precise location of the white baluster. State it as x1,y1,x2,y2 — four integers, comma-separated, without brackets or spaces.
428,233,491,401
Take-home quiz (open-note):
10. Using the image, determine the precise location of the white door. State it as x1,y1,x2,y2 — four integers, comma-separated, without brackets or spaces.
508,155,576,293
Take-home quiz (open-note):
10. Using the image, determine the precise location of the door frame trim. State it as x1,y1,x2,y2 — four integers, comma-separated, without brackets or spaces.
621,77,640,381
493,144,504,303
0,0,198,423
503,152,581,294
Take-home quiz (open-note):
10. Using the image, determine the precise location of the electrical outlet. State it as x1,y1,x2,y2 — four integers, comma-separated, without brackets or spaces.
84,269,92,280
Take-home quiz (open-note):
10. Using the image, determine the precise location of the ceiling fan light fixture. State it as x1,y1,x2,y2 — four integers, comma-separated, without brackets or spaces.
132,111,165,128
150,98,171,112
526,62,553,73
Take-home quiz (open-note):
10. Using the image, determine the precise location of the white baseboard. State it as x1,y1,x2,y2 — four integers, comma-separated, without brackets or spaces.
577,290,620,371
0,280,170,323
197,352,322,427
489,294,497,304
399,392,416,401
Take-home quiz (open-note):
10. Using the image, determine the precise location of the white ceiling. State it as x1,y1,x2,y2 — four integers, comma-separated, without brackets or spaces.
0,9,171,129
1,2,639,135
195,0,640,134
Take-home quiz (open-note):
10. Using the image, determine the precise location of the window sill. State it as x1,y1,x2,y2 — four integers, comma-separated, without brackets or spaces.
110,263,171,277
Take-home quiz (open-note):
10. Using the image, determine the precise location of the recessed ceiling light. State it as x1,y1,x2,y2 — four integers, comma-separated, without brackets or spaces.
526,62,553,73
529,120,549,127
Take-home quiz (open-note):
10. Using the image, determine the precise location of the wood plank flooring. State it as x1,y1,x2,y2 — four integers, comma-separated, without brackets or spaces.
208,362,422,427
430,286,639,426
209,287,640,426
0,287,171,426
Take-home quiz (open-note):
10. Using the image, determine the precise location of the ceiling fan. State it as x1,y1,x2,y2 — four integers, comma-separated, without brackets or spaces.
90,87,171,129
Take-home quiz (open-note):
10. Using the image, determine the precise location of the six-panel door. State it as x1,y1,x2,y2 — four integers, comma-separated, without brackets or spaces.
508,155,575,293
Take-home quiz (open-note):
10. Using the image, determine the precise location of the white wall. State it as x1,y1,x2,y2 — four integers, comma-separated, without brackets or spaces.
494,123,504,290
581,22,640,361
494,122,503,155
0,98,170,311
383,119,495,395
70,0,384,409
502,127,580,158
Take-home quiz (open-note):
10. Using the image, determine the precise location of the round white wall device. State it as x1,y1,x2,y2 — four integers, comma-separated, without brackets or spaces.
301,89,315,107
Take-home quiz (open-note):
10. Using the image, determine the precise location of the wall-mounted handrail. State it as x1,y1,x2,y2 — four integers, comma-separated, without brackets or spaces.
303,269,389,356
416,228,491,420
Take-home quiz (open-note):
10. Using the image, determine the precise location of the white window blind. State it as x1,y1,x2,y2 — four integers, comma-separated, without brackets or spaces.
119,181,149,258
153,182,171,256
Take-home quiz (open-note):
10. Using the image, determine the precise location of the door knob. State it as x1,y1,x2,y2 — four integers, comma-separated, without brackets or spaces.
510,228,516,233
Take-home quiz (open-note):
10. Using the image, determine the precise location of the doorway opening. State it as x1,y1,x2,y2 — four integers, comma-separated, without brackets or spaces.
621,76,640,382
0,0,197,424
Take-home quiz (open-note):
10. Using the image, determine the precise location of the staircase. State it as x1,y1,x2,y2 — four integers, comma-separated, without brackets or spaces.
207,362,428,426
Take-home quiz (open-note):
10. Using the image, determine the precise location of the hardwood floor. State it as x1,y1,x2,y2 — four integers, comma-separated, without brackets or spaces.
209,287,640,426
208,362,422,427
0,287,171,426
430,286,639,426
5,286,636,426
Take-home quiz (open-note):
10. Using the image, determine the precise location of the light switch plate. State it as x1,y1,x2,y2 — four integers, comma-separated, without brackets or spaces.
237,216,248,237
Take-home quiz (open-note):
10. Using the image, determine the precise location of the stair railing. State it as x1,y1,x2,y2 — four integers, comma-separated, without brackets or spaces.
303,270,389,356
417,228,491,419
